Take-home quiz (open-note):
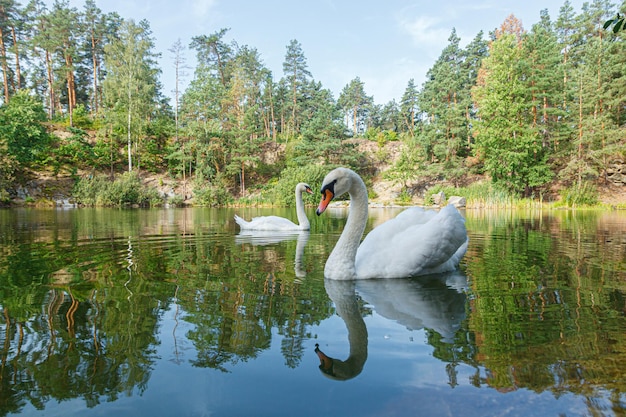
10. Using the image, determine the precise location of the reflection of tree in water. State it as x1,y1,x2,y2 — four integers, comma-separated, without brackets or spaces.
0,272,167,416
231,231,315,369
465,213,626,410
0,209,330,415
0,234,171,415
181,235,329,372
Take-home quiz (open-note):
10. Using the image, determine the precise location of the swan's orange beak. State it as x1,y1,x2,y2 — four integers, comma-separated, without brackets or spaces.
305,186,313,194
315,344,334,374
316,189,334,215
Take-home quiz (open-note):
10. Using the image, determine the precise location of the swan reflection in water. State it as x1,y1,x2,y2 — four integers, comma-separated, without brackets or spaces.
315,271,467,381
235,230,310,278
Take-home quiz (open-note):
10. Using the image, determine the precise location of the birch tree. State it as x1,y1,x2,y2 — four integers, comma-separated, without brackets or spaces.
103,19,160,172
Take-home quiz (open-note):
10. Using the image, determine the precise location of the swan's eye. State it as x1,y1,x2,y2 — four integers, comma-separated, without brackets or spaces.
320,179,336,196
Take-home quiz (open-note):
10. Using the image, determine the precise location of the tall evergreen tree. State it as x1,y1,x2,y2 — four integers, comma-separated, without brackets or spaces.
337,76,372,137
0,0,27,102
81,0,118,115
281,39,311,139
559,0,622,186
223,45,270,195
47,0,81,124
379,99,402,133
523,9,568,152
419,29,479,168
400,78,419,136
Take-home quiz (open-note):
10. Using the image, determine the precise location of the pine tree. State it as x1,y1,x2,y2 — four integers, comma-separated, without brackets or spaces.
0,0,28,102
419,29,482,174
523,10,568,152
47,0,81,124
337,77,372,136
400,78,419,136
559,0,623,187
282,39,311,139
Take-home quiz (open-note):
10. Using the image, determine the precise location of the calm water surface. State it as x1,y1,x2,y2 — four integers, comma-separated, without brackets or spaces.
0,206,625,417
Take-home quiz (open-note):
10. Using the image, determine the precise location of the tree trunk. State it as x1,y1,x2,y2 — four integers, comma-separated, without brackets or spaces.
65,54,76,125
10,25,20,90
0,24,9,102
45,50,55,118
91,30,99,114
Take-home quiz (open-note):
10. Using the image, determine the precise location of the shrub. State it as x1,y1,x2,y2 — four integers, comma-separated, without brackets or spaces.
72,171,162,207
193,183,233,207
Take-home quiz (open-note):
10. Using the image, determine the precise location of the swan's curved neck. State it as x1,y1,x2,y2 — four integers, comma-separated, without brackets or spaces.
325,173,368,279
295,188,309,229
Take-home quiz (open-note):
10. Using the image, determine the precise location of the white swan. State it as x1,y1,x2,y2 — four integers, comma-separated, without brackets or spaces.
316,167,468,280
315,272,467,380
234,183,313,231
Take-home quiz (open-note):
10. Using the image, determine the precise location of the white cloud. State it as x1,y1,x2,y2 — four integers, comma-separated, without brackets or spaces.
398,15,450,48
191,0,218,19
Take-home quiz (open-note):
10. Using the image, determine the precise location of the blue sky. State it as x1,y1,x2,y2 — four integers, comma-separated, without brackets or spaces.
57,0,591,105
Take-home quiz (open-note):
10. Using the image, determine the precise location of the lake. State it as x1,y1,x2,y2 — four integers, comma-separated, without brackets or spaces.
0,206,625,417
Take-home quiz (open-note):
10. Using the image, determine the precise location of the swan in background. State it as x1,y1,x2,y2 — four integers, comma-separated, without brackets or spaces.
235,230,310,278
235,183,313,231
316,167,468,280
315,272,467,380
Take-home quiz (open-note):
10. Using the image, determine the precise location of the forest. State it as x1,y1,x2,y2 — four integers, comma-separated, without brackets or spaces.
0,0,625,207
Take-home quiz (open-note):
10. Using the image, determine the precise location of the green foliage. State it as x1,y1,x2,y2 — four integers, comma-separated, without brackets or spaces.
45,128,95,175
0,90,50,167
102,19,161,172
0,2,623,207
0,139,19,204
337,77,373,136
290,107,364,170
268,165,328,205
394,189,412,205
558,182,599,207
66,104,94,129
192,171,233,207
167,194,185,207
471,31,554,197
385,133,426,189
425,181,517,207
193,183,233,207
72,171,162,207
604,13,625,33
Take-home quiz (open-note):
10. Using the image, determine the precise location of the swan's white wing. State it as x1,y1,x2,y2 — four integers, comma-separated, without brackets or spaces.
355,204,468,278
361,207,436,241
234,214,300,231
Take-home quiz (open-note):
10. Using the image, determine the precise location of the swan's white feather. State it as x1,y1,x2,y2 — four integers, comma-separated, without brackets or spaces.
356,204,468,278
318,168,468,279
234,183,311,231
235,214,302,231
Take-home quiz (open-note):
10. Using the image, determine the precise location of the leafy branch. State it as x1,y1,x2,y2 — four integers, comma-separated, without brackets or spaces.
603,13,625,33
